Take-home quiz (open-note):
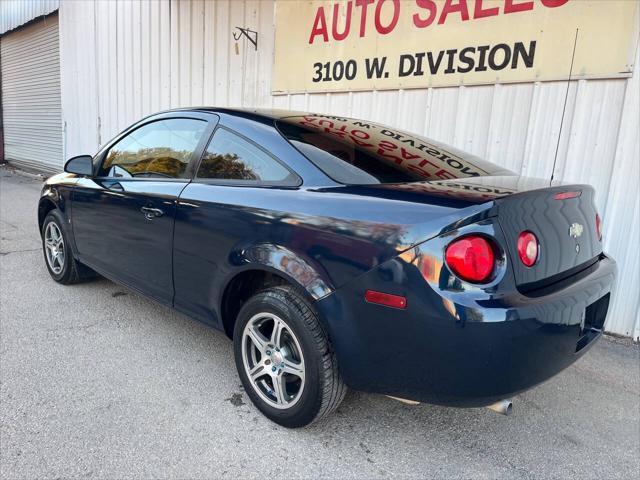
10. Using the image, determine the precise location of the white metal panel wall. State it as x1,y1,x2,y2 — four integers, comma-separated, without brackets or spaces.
58,0,640,339
602,49,640,340
58,0,98,160
0,0,59,34
1,14,62,173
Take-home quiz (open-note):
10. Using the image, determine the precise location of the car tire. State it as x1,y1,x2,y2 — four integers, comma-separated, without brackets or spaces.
41,210,92,284
233,285,346,428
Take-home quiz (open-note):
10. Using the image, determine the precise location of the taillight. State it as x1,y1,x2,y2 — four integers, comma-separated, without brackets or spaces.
445,236,495,283
517,231,539,267
596,213,602,241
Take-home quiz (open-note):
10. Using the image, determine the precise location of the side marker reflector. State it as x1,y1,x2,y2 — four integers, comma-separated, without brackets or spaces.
364,290,407,309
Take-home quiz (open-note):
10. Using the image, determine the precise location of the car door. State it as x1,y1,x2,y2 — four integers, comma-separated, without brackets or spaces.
172,125,302,325
72,112,217,305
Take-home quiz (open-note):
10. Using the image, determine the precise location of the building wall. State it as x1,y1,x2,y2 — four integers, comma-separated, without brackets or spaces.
0,0,59,34
57,0,640,338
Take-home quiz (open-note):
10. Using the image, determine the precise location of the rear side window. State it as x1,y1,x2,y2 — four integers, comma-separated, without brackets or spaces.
197,128,295,184
101,118,207,179
277,115,508,185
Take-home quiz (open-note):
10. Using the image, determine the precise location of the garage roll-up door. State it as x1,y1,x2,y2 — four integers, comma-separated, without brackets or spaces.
1,14,62,173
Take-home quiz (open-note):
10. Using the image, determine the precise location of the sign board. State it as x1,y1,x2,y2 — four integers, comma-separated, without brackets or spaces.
272,0,639,94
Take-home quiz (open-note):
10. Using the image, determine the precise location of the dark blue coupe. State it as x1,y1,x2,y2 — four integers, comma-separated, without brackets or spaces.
38,108,616,427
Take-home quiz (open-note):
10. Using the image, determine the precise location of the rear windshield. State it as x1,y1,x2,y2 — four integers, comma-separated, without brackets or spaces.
277,115,507,185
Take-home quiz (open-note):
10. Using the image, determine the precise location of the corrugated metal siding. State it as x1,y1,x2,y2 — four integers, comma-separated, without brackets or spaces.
0,0,59,34
1,13,62,173
602,49,640,340
58,0,639,338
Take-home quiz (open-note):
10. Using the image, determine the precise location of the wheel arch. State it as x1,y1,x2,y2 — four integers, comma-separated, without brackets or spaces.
220,245,335,339
38,197,58,232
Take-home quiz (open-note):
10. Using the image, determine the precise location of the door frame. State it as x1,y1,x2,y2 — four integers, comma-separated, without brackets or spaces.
91,110,220,181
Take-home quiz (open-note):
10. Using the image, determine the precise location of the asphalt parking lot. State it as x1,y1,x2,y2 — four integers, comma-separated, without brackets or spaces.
1,166,639,479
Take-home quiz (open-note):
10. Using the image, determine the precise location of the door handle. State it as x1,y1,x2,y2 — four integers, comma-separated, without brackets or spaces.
141,206,164,219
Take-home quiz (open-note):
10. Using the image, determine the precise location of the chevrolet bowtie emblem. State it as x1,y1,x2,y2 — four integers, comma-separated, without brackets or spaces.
569,222,584,239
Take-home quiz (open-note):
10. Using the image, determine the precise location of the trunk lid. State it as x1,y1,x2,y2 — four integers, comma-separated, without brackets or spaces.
492,182,602,291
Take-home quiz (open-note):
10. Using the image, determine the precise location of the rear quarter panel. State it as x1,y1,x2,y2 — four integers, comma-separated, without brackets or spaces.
172,183,490,328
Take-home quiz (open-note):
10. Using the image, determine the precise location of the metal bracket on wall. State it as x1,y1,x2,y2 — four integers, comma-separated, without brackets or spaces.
233,27,258,52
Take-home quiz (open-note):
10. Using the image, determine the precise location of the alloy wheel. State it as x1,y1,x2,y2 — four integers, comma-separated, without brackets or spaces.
241,312,306,409
44,222,65,275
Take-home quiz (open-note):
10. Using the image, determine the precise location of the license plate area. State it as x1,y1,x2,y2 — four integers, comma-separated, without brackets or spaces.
575,293,610,352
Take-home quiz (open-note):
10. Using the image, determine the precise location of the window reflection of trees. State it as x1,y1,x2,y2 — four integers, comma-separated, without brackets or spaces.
102,119,205,178
105,147,192,177
198,151,259,180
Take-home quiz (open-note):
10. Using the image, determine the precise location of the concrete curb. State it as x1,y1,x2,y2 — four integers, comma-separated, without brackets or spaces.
0,163,48,182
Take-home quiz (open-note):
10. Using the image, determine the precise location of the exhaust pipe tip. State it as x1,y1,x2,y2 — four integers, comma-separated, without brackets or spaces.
486,399,513,416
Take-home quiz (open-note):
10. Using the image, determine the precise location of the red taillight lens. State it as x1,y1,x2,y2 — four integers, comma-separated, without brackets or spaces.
596,213,602,241
517,231,539,267
364,290,407,309
444,236,495,283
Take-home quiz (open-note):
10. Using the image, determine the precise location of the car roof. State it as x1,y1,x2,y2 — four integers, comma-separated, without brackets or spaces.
166,107,310,123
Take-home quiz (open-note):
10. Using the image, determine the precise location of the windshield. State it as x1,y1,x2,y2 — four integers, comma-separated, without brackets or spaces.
277,115,510,185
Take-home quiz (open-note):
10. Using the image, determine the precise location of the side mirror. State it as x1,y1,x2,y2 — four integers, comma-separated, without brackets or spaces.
64,155,94,176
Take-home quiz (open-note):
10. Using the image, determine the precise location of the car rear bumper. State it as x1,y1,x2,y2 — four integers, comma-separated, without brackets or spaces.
316,254,617,407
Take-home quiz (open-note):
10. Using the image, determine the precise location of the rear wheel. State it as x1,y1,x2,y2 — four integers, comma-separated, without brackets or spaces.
233,286,346,428
41,210,92,284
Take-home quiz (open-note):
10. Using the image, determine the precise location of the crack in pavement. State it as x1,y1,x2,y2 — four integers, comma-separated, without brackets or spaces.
45,322,104,333
0,220,20,230
0,248,41,256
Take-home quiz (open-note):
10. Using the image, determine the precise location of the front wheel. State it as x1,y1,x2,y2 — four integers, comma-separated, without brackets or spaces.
41,210,92,284
233,286,346,428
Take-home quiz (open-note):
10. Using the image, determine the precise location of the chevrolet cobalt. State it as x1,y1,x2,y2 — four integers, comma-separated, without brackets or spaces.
38,108,616,427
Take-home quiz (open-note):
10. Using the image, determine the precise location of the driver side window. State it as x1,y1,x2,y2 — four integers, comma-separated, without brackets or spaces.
101,118,207,179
